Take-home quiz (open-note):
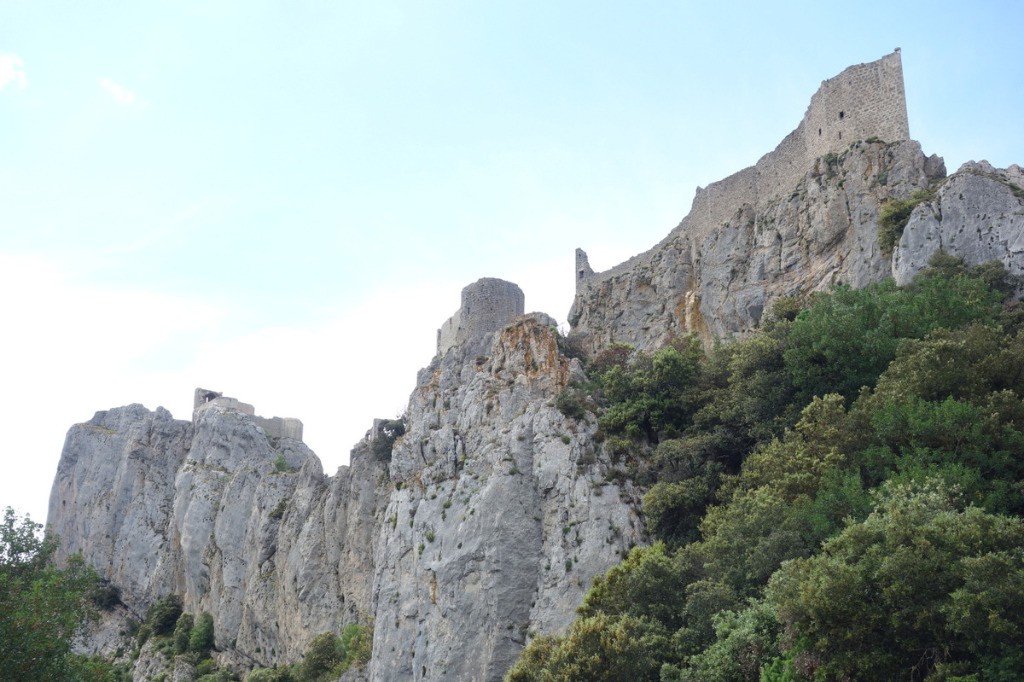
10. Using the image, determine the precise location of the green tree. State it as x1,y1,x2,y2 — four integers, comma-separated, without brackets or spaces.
146,593,184,637
0,507,103,682
579,542,691,629
504,614,671,682
299,632,343,682
189,611,215,656
173,612,194,654
768,479,1024,680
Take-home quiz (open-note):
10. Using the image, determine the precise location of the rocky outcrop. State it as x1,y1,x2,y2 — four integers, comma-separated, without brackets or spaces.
894,161,1024,285
49,401,390,671
50,316,643,681
569,139,945,351
370,315,643,680
569,144,1024,355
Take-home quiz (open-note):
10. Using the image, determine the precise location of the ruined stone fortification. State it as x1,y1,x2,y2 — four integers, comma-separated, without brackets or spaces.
437,277,525,355
194,387,304,441
567,50,996,352
575,50,909,294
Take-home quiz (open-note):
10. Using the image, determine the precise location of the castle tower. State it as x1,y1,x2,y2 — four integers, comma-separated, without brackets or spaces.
803,49,909,159
437,278,525,355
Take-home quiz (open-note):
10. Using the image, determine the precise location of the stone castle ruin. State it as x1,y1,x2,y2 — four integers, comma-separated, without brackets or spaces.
575,49,910,293
193,387,304,441
437,277,525,355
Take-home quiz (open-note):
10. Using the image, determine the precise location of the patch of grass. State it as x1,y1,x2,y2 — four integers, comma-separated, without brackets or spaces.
269,499,287,520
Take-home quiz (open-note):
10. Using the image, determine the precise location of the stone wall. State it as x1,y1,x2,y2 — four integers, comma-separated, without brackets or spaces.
193,387,303,441
577,50,910,292
437,278,525,355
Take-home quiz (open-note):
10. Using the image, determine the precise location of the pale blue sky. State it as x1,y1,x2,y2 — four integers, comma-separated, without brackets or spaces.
2,1,1022,523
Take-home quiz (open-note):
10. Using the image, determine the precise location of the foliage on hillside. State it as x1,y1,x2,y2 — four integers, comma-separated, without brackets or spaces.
510,253,1024,681
0,507,113,681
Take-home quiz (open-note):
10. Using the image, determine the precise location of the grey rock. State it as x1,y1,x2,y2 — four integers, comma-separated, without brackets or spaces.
894,162,1024,285
49,400,390,674
570,140,935,351
369,314,643,681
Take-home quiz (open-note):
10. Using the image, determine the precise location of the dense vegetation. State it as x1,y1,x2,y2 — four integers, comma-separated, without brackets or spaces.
0,507,116,681
510,253,1024,681
0,507,371,681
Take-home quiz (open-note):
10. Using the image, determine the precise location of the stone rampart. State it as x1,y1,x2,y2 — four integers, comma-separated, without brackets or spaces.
577,50,909,290
193,387,303,441
437,278,525,355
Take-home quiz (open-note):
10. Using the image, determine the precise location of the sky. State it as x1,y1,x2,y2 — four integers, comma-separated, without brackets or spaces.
2,1,1023,525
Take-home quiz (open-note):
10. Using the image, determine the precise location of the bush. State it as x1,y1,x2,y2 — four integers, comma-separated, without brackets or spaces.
371,419,406,460
300,632,343,681
146,594,183,637
877,189,933,254
555,388,588,420
247,668,295,682
189,612,215,656
173,612,194,654
90,580,122,610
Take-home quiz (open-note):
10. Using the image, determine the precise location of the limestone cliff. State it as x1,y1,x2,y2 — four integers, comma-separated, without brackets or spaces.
49,401,389,670
568,144,1023,353
369,315,643,680
49,314,644,681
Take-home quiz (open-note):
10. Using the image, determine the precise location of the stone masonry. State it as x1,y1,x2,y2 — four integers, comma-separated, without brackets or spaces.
575,50,910,295
437,278,525,355
193,387,304,441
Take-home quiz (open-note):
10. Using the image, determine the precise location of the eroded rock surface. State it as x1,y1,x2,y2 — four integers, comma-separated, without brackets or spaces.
50,401,390,672
369,316,643,681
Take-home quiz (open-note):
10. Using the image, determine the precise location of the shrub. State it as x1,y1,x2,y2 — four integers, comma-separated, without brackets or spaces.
555,388,587,420
300,632,343,681
339,623,372,668
877,189,933,254
90,580,122,610
372,419,406,460
173,612,194,654
247,668,295,682
189,612,215,656
269,499,287,520
146,594,183,637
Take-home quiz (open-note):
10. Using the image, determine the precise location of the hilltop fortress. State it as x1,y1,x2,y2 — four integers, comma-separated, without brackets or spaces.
440,52,918,357
565,49,959,352
193,387,304,441
576,49,910,291
437,277,525,355
48,51,1024,682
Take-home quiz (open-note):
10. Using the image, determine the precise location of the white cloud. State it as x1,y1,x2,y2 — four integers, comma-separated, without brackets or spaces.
0,53,26,91
99,77,136,105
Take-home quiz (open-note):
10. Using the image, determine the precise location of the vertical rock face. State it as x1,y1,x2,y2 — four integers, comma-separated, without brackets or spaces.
370,316,643,681
48,316,644,682
49,401,391,669
894,161,1024,285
